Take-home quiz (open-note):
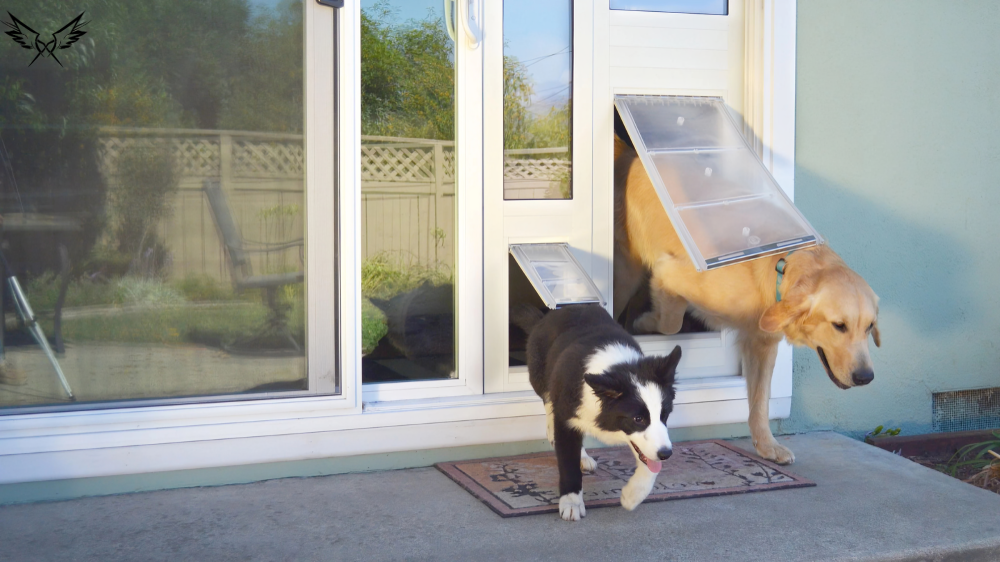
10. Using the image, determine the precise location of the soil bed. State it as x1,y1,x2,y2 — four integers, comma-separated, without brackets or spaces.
867,429,1000,494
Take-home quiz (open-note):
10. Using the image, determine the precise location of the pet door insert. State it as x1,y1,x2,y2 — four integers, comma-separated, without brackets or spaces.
614,95,822,271
509,244,605,309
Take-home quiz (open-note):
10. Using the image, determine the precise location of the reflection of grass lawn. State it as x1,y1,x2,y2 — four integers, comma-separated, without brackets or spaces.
38,303,275,345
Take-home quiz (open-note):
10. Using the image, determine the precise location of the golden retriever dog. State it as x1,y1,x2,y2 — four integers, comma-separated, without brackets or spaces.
613,136,880,464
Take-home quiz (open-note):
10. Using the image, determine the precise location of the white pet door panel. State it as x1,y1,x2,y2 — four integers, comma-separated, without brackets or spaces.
614,95,822,271
509,244,606,309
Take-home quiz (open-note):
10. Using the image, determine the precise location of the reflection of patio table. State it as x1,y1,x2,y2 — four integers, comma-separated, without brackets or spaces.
0,213,83,357
1,213,82,232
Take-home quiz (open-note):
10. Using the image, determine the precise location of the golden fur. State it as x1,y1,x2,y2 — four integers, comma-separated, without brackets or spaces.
613,136,880,464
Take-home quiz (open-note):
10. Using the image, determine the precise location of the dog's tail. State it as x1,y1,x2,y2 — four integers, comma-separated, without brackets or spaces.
509,304,545,336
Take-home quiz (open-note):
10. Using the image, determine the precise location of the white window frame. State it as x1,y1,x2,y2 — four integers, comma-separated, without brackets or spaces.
0,0,797,486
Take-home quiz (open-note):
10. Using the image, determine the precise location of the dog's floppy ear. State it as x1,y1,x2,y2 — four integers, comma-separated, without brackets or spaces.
584,373,627,401
871,321,881,348
759,292,811,333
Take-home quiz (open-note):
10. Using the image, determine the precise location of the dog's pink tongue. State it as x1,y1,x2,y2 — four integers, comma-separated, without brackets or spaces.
646,459,662,473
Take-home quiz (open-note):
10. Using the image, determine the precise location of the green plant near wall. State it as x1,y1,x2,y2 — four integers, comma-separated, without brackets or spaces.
942,431,1000,478
864,425,901,444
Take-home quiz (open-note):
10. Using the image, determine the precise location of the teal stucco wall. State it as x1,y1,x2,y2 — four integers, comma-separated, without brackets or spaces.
781,0,1000,437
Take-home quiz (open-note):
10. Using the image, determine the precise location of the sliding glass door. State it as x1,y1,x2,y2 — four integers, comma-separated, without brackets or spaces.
0,0,337,411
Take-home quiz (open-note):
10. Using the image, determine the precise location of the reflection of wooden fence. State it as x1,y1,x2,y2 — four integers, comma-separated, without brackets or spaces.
97,128,569,279
360,136,455,268
98,127,304,283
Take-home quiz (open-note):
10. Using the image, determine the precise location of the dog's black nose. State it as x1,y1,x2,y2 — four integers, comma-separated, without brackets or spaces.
657,447,672,461
851,368,874,386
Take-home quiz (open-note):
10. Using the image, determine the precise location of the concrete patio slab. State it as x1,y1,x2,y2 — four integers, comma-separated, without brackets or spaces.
1,431,998,561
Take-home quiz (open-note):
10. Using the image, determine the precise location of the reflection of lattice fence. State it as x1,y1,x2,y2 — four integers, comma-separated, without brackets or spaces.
362,145,437,183
98,136,222,178
97,129,304,181
503,158,570,180
99,129,566,185
233,140,304,178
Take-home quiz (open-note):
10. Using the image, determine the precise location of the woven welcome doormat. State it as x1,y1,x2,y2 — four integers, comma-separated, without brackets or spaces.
436,440,815,517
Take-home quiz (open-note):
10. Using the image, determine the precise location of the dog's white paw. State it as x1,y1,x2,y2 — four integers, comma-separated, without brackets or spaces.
620,481,651,511
580,449,597,473
559,492,586,521
756,440,795,465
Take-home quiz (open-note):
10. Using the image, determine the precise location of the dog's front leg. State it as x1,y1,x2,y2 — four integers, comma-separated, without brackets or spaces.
553,423,586,521
620,454,657,511
742,334,794,464
635,273,687,335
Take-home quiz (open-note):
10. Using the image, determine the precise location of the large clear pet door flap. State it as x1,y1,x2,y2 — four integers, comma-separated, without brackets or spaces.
614,95,822,271
510,243,605,309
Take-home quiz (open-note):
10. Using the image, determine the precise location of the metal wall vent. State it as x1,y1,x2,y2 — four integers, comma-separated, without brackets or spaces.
932,387,1000,433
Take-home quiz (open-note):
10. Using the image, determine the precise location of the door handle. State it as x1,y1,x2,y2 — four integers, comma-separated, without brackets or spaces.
316,0,344,7
443,0,457,42
457,0,482,49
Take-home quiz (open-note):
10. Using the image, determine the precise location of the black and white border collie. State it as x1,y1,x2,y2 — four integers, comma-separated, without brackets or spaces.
516,303,680,521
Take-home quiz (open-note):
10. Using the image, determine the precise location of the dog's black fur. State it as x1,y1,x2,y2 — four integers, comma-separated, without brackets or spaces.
515,303,680,517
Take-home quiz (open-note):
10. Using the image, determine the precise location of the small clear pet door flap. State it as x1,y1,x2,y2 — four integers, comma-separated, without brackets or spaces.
510,243,605,309
614,95,822,271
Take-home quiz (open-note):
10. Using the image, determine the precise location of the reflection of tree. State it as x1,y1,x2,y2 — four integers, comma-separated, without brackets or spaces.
0,0,305,282
361,2,455,140
504,58,571,151
0,0,304,133
504,56,533,149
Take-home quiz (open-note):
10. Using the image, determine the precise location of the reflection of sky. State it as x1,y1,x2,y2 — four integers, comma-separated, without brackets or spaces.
505,0,572,114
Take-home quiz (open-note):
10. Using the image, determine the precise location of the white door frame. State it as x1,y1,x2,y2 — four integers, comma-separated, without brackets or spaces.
483,0,597,393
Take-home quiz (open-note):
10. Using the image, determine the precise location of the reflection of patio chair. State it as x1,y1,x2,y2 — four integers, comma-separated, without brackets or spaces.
202,179,304,353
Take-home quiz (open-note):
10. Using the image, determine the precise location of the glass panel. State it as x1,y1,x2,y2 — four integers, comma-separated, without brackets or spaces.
503,0,572,200
615,95,822,271
610,0,728,15
360,0,456,383
0,0,308,410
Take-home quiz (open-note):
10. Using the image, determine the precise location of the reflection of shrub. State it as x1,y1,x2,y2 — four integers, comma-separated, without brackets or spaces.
362,298,389,355
82,245,135,280
114,276,185,307
110,145,179,271
26,273,188,311
25,272,118,312
361,252,451,300
173,274,238,302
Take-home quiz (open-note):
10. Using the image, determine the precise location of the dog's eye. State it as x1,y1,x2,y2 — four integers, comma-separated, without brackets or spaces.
633,415,645,425
832,322,848,333
867,322,874,332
